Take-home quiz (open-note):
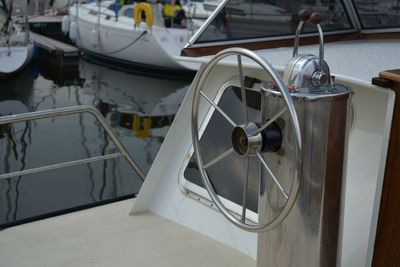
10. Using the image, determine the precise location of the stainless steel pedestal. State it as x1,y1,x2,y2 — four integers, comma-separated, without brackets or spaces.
258,85,352,267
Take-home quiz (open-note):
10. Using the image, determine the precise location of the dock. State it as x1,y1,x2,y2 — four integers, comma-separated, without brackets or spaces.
29,15,80,67
30,31,79,55
29,15,70,44
30,31,80,66
29,15,64,24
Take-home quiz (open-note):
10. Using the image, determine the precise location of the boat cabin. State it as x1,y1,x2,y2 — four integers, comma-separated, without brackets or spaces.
134,0,400,266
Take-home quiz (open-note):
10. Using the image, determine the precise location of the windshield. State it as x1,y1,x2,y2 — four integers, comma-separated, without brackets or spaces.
190,0,400,47
354,0,400,29
195,0,353,45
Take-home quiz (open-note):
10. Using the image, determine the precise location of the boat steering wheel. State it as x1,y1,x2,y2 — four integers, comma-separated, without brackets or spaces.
191,48,302,232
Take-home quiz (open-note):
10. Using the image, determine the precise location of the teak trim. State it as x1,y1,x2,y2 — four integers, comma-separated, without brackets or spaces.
182,32,400,57
372,69,400,266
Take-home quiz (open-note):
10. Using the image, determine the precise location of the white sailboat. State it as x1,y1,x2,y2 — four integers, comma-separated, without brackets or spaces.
0,1,33,76
63,0,202,73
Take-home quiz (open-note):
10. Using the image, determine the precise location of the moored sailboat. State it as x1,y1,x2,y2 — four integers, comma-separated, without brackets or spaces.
0,1,33,76
63,0,203,73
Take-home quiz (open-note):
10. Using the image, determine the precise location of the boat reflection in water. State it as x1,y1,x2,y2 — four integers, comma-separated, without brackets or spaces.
80,59,189,165
0,67,34,226
0,59,190,227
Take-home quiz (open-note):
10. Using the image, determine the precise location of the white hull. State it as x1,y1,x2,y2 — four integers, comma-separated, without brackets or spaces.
69,3,199,71
0,43,33,76
0,14,34,77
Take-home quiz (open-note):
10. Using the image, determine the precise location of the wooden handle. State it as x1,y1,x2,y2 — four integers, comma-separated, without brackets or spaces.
380,69,400,83
298,9,311,21
309,12,323,24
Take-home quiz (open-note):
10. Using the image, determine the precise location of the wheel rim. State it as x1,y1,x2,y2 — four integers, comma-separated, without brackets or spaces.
191,47,302,232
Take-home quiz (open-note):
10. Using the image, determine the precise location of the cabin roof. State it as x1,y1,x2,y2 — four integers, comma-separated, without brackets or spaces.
179,39,400,82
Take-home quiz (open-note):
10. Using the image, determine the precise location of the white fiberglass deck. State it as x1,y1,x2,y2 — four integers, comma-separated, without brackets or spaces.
180,40,400,83
0,199,255,267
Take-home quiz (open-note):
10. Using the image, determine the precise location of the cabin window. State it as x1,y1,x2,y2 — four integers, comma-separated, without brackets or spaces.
183,85,261,213
352,0,400,29
123,8,134,18
195,0,353,44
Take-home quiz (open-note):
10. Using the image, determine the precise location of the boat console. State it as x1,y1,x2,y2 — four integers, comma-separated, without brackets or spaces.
190,10,352,267
133,2,398,266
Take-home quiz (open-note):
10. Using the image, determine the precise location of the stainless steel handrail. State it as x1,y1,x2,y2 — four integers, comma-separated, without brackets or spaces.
0,105,146,181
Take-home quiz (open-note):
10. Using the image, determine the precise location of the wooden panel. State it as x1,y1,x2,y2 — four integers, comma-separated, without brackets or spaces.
182,32,400,57
372,70,400,266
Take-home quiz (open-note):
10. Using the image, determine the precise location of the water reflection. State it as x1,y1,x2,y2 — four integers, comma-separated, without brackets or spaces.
0,59,190,227
0,67,34,224
80,60,189,163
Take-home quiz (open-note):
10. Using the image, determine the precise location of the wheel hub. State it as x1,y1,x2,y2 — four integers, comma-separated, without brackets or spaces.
231,121,283,156
231,123,262,156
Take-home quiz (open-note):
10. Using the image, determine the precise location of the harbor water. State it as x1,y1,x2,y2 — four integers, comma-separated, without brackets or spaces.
0,59,191,227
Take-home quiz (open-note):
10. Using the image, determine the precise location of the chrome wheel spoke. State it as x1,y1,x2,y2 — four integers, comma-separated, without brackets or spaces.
200,90,237,127
257,107,287,134
203,147,234,169
191,48,302,232
241,157,250,223
237,55,248,123
257,152,288,199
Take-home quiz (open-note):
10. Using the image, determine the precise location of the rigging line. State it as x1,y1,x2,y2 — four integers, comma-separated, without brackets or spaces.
0,0,12,33
100,30,147,55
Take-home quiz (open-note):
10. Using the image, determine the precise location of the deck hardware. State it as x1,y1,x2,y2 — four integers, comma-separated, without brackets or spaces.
231,121,282,156
283,10,331,91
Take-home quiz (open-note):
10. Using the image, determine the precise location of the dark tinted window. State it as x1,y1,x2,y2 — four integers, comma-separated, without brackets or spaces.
196,0,352,44
123,8,135,18
353,0,400,29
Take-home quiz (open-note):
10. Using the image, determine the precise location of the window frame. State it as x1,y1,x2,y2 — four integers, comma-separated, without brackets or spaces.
185,0,400,50
178,79,259,224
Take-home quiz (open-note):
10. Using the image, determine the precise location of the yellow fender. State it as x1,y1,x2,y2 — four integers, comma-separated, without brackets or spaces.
134,2,153,28
133,114,152,138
